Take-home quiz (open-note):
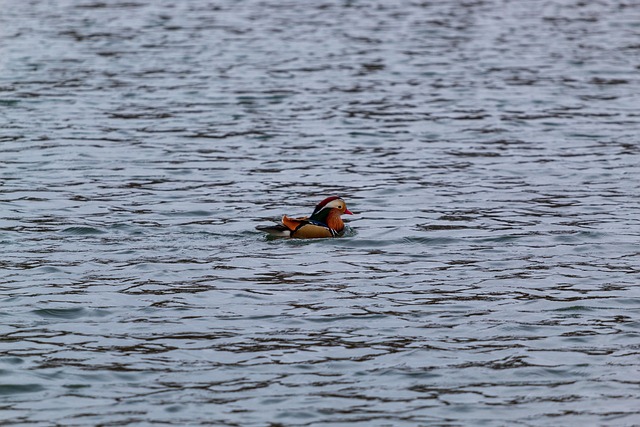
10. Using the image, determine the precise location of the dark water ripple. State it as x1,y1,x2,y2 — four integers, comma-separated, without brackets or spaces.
2,0,640,425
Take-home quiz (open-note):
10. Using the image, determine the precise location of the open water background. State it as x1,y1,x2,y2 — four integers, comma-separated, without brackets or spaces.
1,0,640,425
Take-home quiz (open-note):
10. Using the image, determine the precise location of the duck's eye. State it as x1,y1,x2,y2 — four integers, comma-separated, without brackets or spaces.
338,205,343,209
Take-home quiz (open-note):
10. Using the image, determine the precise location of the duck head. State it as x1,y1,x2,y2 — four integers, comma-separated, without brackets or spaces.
310,196,353,222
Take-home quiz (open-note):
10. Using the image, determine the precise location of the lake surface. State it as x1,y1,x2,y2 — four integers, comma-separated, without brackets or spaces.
1,0,640,425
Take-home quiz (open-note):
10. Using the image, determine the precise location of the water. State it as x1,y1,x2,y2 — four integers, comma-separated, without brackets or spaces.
1,0,640,425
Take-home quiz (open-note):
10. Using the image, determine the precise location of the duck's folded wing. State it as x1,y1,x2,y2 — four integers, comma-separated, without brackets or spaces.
258,215,334,238
256,215,308,238
282,215,307,231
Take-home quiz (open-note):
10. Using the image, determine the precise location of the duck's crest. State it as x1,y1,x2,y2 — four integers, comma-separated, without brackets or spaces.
312,196,341,215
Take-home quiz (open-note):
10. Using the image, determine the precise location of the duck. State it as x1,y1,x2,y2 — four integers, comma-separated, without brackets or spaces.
256,196,353,238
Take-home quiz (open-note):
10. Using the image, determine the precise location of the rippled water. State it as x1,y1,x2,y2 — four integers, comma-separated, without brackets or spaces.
2,0,640,425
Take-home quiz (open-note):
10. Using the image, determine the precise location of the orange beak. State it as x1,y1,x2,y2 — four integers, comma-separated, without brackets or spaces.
344,208,353,215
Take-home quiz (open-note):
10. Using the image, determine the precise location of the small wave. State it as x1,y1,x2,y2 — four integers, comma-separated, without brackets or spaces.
0,384,45,395
60,226,106,235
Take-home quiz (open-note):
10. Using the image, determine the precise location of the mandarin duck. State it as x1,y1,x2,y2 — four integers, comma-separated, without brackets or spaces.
256,196,353,238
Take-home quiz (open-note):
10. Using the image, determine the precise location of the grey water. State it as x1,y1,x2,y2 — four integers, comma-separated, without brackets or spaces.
1,0,640,425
